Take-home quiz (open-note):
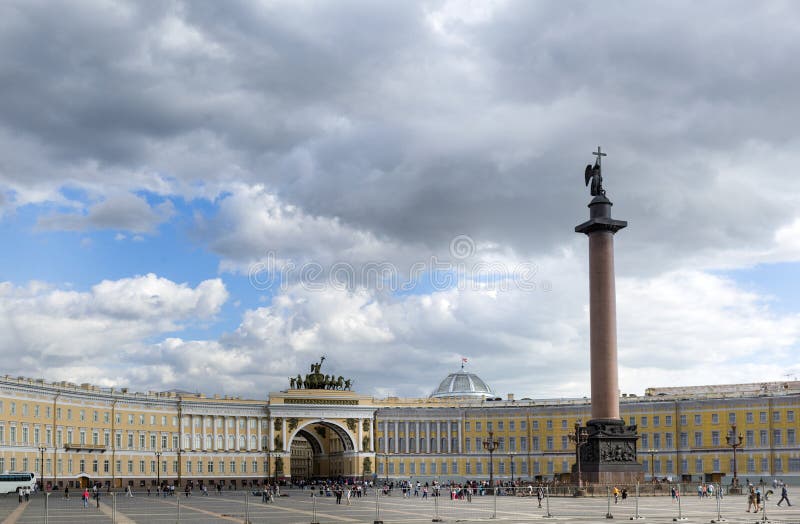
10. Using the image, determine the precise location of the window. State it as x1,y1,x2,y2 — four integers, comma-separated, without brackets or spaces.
680,415,687,425
665,432,673,448
498,421,504,431
711,413,719,424
561,420,567,429
695,458,703,472
653,416,660,427
509,437,516,451
653,433,661,448
728,412,736,424
680,432,688,447
532,437,539,450
760,412,767,423
746,430,754,447
139,460,145,473
641,416,648,427
774,457,782,472
665,415,672,426
546,420,552,430
788,411,795,422
487,421,493,431
760,430,768,446
760,458,768,472
680,459,688,473
629,416,636,426
711,431,720,446
694,414,701,425
773,429,782,446
773,411,781,422
546,436,553,450
641,434,648,448
533,420,539,430
509,421,515,431
712,458,719,471
694,432,702,447
561,436,568,449
788,429,795,445
746,412,754,423
465,422,470,432
520,437,527,451
476,422,481,432
521,421,527,430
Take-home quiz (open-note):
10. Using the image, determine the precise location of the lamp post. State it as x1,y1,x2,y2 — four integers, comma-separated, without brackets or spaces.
384,453,389,483
155,451,162,487
647,449,657,483
509,453,515,485
482,431,499,494
38,445,46,491
568,421,589,490
725,424,744,490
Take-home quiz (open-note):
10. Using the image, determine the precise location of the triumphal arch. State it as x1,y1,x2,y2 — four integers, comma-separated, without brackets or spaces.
267,357,377,479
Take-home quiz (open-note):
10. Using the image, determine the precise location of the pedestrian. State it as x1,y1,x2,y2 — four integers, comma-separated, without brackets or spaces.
747,486,757,512
82,488,90,508
536,486,543,508
346,487,352,505
777,484,791,507
613,486,620,504
64,486,69,499
96,488,101,508
621,488,628,501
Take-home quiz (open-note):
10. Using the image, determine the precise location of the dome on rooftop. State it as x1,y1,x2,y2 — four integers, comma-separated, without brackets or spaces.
430,370,494,398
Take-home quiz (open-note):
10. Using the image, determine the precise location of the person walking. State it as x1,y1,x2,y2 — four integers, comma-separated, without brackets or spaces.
82,488,89,508
777,484,792,507
96,488,101,508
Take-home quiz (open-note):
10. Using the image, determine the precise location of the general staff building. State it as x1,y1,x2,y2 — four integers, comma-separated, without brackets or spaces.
0,369,798,490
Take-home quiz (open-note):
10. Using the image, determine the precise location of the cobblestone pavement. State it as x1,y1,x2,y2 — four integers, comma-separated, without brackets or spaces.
1,490,798,523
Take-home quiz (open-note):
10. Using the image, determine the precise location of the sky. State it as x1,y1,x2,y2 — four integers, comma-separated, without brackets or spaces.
1,0,799,400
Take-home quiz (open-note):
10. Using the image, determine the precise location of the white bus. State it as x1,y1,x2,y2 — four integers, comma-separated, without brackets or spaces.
0,472,36,494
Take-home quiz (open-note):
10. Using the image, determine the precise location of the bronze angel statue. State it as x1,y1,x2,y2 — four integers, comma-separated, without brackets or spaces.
584,146,606,196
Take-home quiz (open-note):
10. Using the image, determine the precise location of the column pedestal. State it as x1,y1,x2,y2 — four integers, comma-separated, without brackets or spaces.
577,419,641,484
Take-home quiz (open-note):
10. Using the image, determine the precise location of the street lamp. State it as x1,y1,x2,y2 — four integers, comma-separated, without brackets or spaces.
509,453,515,485
568,421,589,489
38,445,46,491
647,449,657,483
384,453,389,483
482,431,499,494
155,451,162,487
725,424,744,489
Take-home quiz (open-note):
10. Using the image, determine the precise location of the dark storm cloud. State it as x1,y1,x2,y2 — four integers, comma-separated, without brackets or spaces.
1,0,800,272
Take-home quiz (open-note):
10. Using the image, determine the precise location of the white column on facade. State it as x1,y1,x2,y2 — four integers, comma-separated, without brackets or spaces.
357,417,363,452
393,421,399,453
281,417,287,451
224,416,229,451
416,421,420,454
457,418,462,453
245,417,250,450
211,416,217,450
369,419,374,451
269,417,274,451
189,414,195,450
235,416,241,451
425,421,430,453
257,417,262,451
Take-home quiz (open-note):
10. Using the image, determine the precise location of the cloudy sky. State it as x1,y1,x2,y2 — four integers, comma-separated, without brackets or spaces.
1,0,799,400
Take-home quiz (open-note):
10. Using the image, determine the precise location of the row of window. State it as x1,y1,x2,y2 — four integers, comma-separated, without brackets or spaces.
377,457,800,477
0,402,265,429
380,410,796,437
0,426,267,451
0,457,268,476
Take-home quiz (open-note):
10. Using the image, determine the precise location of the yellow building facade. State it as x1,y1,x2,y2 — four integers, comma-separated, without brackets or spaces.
1,371,798,490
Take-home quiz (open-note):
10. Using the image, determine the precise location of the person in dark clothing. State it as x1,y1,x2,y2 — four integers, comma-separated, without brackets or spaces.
777,484,792,507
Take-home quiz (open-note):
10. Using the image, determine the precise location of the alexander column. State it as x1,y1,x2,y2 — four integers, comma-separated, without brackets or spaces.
574,147,640,484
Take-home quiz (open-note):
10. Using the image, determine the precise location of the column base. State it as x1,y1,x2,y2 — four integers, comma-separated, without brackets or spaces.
579,419,642,485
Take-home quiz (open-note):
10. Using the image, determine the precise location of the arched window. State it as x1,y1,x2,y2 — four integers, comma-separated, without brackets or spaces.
205,435,212,448
216,435,223,449
250,435,257,449
228,435,235,449
239,435,245,448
